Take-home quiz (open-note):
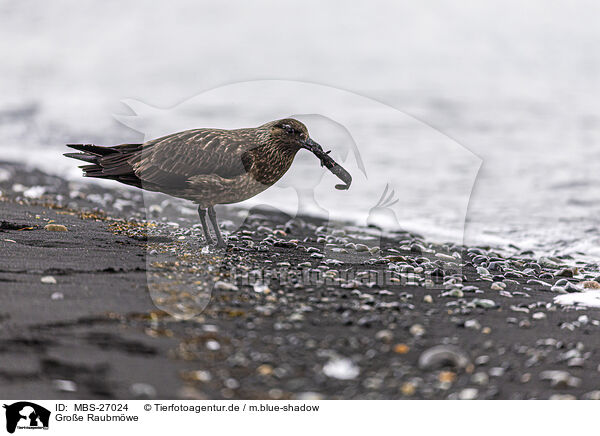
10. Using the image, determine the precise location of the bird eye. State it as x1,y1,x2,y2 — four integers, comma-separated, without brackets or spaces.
281,124,294,134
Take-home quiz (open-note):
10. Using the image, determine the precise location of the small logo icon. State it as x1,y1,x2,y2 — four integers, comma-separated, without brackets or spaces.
3,402,50,434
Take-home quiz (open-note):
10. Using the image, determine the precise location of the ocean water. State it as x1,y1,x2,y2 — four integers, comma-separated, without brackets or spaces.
1,0,600,261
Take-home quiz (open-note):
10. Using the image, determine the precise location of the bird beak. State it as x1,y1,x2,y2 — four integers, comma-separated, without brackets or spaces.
303,138,352,190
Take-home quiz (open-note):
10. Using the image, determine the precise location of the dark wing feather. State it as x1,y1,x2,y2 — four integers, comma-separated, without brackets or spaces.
65,128,259,192
131,128,256,189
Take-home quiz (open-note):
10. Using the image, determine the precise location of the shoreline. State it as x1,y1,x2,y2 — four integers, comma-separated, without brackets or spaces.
2,161,600,399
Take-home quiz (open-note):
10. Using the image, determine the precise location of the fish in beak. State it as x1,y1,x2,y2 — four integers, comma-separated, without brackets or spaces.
303,138,352,190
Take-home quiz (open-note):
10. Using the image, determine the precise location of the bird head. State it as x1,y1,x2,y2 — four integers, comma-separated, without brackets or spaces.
267,118,352,190
268,118,312,150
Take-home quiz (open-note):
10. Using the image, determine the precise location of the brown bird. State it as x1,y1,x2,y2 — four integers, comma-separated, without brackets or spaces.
65,118,352,247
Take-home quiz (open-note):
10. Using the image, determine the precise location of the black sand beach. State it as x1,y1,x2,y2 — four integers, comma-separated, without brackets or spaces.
2,161,600,400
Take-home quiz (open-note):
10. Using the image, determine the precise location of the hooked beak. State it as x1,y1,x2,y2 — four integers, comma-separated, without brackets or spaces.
303,138,352,190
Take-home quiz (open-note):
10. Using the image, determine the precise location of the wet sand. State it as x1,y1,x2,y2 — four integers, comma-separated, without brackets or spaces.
2,161,600,400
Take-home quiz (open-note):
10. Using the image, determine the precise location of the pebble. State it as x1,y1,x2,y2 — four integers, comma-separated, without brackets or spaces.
581,281,600,289
186,370,212,382
295,392,324,400
519,319,531,329
214,281,239,291
400,382,416,396
476,267,490,276
41,276,57,284
578,315,589,325
393,344,410,354
438,371,456,383
540,370,581,388
471,372,489,386
418,345,471,371
532,312,546,320
288,313,304,322
409,324,426,337
554,268,574,278
443,289,464,298
410,243,425,253
324,258,343,266
355,244,369,252
458,388,478,400
567,357,585,368
423,295,433,303
51,292,64,300
375,329,393,343
257,364,274,376
464,319,481,330
44,223,68,232
582,391,600,400
487,262,504,272
510,305,529,314
323,357,360,380
130,383,157,399
177,386,207,400
565,282,583,293
205,340,221,351
504,271,522,279
268,389,284,399
224,378,240,389
559,349,580,361
472,255,488,264
53,379,77,392
539,257,560,268
474,355,490,366
549,394,576,400
23,186,46,199
488,367,505,377
472,299,496,308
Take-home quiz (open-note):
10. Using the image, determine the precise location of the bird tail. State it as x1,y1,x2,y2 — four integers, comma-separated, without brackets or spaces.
64,143,144,188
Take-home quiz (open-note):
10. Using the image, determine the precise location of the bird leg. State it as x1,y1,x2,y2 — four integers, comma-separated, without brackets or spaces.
207,206,226,248
197,206,214,245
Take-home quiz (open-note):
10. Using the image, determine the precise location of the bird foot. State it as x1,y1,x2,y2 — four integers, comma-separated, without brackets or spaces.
200,237,226,249
214,239,227,249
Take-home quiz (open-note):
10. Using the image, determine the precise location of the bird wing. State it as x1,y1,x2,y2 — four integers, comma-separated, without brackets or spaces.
131,128,255,189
